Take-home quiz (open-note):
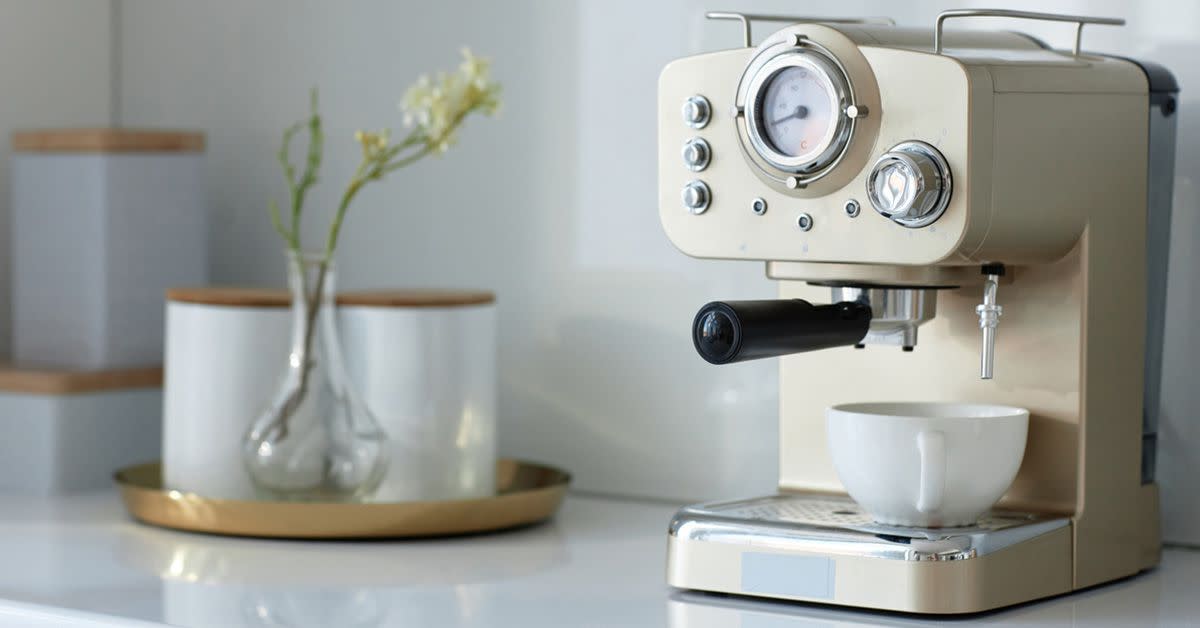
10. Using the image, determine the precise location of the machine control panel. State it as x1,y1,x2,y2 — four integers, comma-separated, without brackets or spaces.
658,22,976,266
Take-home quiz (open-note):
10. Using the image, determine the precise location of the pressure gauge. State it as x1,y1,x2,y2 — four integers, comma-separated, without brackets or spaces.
743,48,854,178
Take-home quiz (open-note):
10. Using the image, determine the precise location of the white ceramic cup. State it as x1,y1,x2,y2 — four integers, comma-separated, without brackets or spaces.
826,402,1029,527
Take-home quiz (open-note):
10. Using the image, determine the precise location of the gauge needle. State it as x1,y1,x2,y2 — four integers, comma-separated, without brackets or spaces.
771,105,809,126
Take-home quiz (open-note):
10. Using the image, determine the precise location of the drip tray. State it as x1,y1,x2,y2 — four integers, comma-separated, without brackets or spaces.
669,493,1070,561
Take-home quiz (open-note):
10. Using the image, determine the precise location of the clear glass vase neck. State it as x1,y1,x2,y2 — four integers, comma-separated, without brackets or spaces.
285,251,335,361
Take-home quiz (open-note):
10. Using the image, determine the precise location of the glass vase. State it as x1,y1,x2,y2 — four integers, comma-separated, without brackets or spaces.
242,251,388,501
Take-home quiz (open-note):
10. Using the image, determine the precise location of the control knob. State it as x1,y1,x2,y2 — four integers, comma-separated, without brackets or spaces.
866,141,952,228
682,180,711,214
682,95,711,129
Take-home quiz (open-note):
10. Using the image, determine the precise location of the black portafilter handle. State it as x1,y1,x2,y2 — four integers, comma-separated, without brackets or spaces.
692,299,872,365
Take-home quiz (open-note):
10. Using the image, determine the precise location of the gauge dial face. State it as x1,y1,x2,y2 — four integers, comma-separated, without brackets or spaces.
757,64,838,162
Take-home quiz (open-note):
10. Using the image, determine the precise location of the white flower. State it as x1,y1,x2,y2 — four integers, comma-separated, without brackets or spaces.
400,48,501,153
354,129,390,159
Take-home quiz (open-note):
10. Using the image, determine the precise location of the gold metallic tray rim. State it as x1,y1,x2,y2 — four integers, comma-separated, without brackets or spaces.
115,459,570,539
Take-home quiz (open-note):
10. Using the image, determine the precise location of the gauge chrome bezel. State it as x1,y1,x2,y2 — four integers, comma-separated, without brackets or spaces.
745,53,847,172
736,37,858,190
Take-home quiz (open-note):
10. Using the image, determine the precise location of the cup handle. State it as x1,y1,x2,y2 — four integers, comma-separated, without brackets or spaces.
916,430,945,514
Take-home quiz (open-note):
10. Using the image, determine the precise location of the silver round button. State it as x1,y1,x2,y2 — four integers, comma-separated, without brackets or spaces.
682,138,711,171
682,95,711,129
682,180,711,214
866,141,952,228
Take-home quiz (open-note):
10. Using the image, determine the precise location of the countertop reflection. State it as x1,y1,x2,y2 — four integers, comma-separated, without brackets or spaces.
0,491,1194,627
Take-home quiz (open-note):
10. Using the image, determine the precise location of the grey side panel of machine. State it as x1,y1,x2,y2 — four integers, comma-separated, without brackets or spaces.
1132,60,1180,485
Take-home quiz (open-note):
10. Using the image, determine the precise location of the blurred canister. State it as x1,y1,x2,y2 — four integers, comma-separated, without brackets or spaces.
162,288,497,501
11,129,207,369
163,288,290,499
339,291,497,502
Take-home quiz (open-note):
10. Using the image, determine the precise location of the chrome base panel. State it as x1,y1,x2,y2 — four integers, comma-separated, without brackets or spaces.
670,493,1069,562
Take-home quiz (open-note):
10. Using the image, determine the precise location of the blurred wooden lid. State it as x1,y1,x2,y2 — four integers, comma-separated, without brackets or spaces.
340,290,495,307
12,128,205,153
166,287,290,307
0,365,162,394
167,287,495,308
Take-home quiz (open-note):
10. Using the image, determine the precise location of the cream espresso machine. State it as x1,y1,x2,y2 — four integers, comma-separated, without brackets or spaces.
659,10,1178,613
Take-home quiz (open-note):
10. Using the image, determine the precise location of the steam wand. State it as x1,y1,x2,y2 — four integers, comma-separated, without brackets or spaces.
976,264,1005,379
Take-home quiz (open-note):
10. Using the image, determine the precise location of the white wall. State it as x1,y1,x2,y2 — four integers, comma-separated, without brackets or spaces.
115,0,1200,529
116,0,781,502
0,1,115,357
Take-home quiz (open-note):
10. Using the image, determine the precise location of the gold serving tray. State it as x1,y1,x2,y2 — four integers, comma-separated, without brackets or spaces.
115,459,570,539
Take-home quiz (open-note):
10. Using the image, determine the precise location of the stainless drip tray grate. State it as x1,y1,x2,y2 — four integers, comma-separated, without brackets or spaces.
670,493,1070,561
712,495,873,526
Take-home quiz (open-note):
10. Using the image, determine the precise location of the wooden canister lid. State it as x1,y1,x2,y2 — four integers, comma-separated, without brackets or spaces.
339,290,495,307
12,128,205,153
166,287,290,308
167,287,495,308
0,365,162,394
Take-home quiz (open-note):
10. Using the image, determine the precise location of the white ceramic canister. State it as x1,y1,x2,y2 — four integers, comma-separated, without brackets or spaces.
162,288,497,501
338,291,497,502
11,129,207,370
163,289,290,499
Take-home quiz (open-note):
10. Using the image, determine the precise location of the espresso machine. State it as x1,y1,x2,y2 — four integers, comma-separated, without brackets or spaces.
659,9,1178,613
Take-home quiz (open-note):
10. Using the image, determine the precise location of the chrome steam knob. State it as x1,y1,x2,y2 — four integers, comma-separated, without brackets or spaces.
866,141,952,228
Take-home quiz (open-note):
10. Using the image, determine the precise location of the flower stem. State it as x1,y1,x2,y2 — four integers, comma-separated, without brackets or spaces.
295,259,328,398
271,88,323,252
273,254,327,437
320,143,432,263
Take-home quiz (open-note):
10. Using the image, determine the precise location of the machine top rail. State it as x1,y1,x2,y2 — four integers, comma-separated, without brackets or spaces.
934,9,1125,56
704,9,1125,56
704,11,894,48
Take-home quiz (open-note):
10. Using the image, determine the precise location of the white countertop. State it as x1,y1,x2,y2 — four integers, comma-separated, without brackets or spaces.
0,491,1194,627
